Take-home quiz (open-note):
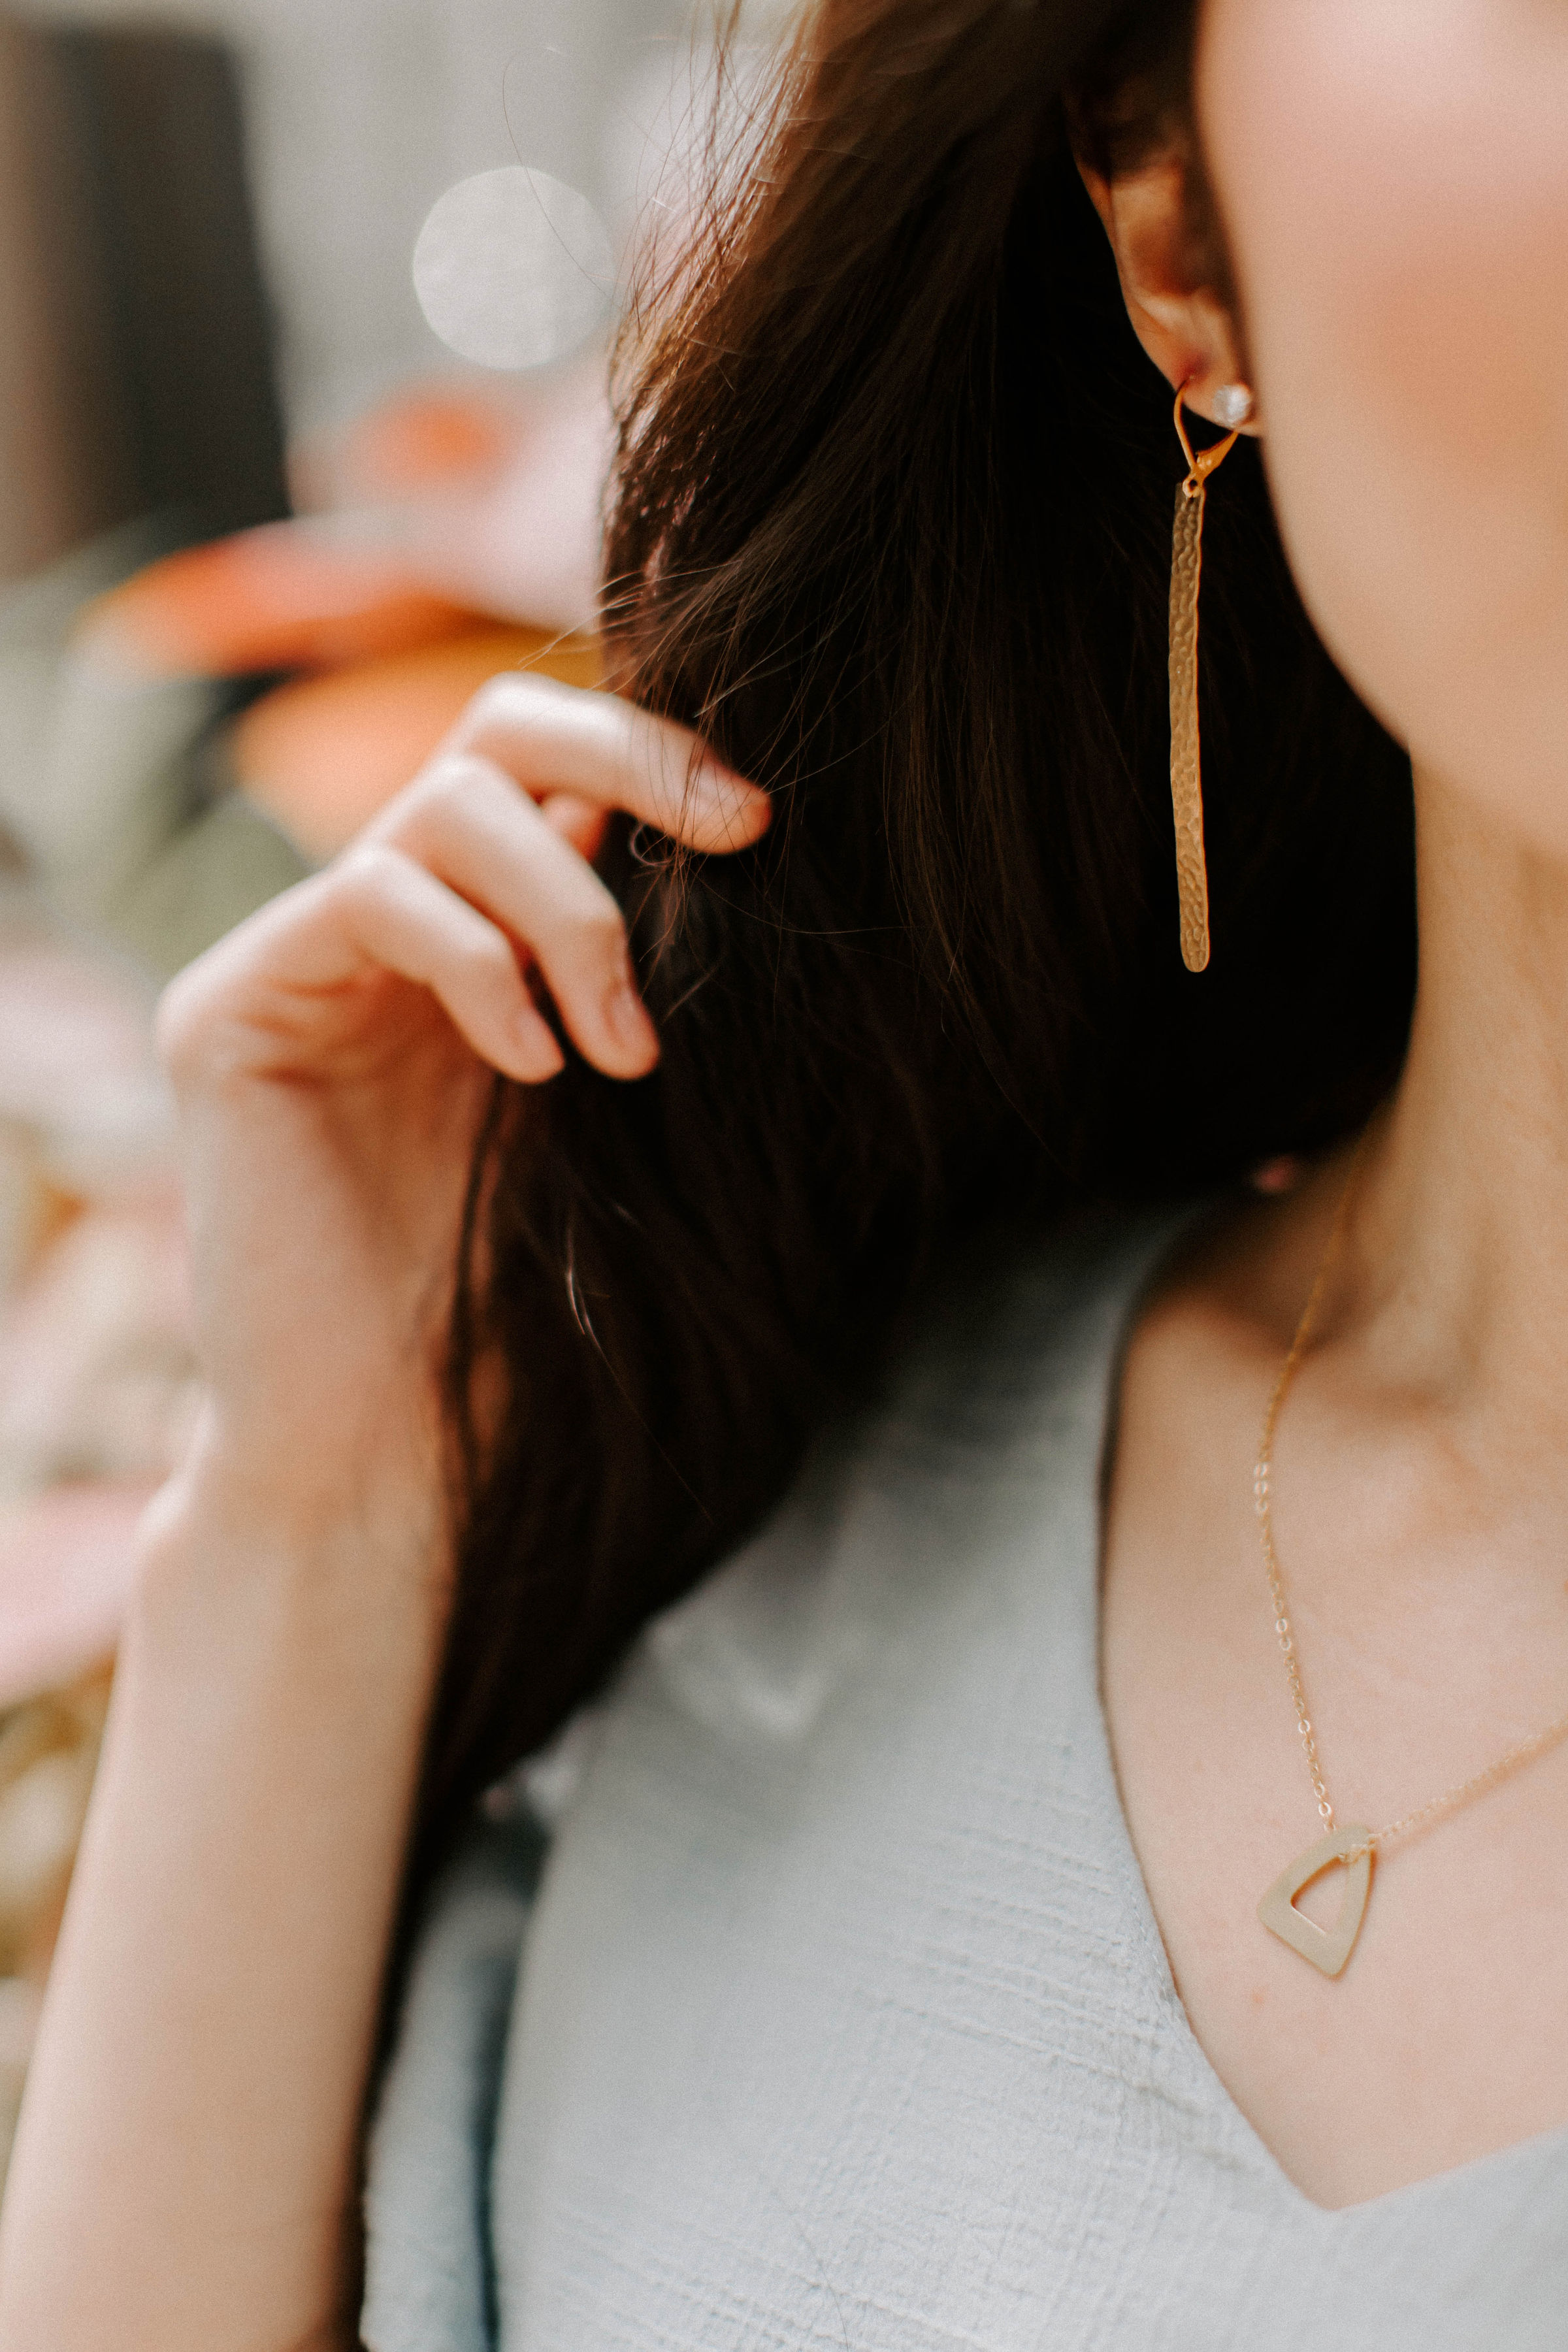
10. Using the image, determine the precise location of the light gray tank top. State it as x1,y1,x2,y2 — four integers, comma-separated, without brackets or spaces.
363,1218,1568,2350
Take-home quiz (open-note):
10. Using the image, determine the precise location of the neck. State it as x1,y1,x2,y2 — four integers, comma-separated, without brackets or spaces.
1357,766,1568,1420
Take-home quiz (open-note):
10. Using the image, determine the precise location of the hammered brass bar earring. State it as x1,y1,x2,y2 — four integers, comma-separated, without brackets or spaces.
1168,380,1250,972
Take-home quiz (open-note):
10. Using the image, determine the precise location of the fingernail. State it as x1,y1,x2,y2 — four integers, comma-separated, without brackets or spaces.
605,976,659,1062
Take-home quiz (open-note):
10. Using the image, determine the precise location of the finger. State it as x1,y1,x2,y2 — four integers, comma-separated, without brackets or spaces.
538,791,610,864
163,845,565,1088
445,672,770,856
378,755,660,1077
319,845,569,1082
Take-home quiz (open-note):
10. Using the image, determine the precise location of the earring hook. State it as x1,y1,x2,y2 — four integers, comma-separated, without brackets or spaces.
1174,382,1241,498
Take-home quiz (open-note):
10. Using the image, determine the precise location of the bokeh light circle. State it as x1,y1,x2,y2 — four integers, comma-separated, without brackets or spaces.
412,167,613,372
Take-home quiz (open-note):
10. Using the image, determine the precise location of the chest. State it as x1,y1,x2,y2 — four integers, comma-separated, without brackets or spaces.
487,1539,1568,2350
367,1249,1568,2351
1101,1330,1568,2210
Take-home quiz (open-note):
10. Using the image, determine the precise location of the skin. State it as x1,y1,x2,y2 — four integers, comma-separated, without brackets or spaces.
0,0,1565,2335
0,690,769,2349
1097,0,1568,2207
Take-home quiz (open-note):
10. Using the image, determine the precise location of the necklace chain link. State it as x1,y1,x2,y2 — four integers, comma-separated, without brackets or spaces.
1254,1158,1568,1865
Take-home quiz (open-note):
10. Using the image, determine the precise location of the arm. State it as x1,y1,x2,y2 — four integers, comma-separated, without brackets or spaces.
0,678,768,2352
0,1485,443,2352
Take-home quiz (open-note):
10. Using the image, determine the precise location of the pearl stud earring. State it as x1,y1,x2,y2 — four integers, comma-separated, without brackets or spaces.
1212,382,1255,430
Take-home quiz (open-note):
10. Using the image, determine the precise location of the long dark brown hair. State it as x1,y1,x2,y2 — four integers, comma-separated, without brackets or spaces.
413,0,1414,1875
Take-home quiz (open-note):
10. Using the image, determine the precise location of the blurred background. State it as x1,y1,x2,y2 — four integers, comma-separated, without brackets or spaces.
0,0,787,2172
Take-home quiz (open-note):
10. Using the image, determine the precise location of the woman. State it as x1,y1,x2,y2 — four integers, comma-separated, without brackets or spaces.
3,0,1566,2341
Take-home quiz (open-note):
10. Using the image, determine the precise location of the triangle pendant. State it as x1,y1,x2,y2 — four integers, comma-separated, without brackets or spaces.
1258,1825,1374,1978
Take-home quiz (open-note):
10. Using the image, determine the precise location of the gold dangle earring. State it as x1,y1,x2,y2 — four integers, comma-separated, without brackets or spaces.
1168,379,1251,972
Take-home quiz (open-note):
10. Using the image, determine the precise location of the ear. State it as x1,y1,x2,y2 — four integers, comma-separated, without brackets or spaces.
1077,155,1260,435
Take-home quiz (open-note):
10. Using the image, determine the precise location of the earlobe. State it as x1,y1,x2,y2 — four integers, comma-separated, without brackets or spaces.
1077,150,1258,436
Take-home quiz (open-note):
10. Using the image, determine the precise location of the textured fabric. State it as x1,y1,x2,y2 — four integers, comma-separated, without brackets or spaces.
364,1818,548,2351
363,1218,1568,2350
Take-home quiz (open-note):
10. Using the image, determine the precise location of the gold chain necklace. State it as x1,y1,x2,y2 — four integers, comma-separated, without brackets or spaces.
1253,1166,1568,1976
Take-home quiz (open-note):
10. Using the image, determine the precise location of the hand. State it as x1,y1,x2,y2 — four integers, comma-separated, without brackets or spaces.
154,672,769,1571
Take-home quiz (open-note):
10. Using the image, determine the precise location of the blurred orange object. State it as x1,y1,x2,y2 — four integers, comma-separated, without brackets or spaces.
312,389,517,504
233,629,604,862
78,526,491,679
73,389,539,681
72,377,612,865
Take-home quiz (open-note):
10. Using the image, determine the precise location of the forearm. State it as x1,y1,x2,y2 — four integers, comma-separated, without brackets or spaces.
0,1471,446,2352
0,662,720,2347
